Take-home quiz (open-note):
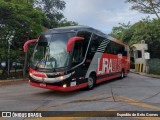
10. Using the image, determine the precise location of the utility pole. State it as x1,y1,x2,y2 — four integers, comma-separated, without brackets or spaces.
7,39,12,76
23,34,29,77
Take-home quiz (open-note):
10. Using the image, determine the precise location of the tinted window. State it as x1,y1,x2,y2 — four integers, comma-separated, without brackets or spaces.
86,34,104,60
105,41,127,56
105,41,115,54
89,34,103,53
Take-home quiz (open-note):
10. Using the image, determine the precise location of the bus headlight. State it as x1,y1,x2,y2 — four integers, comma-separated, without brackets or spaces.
29,72,32,76
63,84,67,88
58,73,71,81
59,76,64,80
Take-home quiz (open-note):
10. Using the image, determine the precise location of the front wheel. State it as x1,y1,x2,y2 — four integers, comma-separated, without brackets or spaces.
87,76,95,90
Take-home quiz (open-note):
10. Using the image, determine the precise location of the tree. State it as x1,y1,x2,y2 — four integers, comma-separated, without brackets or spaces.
126,0,160,19
34,0,66,28
110,18,160,58
130,18,160,58
0,0,45,50
109,22,132,44
58,19,78,27
0,0,45,75
0,0,78,77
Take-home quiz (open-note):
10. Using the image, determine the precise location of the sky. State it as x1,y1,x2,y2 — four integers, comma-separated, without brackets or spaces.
63,0,156,34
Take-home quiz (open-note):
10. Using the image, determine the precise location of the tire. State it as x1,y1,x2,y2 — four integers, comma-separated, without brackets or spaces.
120,70,124,79
87,76,95,90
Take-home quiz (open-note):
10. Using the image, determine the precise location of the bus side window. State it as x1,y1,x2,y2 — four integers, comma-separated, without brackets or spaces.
106,41,114,54
105,42,110,54
122,46,127,56
88,34,104,56
89,40,99,53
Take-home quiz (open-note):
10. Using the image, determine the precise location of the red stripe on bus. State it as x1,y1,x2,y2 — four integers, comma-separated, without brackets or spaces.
29,81,88,92
112,39,127,46
96,74,121,84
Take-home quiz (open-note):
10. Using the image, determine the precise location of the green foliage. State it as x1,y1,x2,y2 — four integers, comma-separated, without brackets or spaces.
34,0,66,28
109,22,132,44
0,0,77,60
0,0,78,77
0,0,45,60
110,18,160,58
0,0,77,77
58,19,78,27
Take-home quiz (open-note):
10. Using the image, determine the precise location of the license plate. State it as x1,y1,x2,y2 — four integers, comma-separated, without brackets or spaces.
40,83,46,87
70,81,76,86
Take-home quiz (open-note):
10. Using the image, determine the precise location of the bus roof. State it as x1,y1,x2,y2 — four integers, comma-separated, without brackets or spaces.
42,25,128,47
42,25,106,36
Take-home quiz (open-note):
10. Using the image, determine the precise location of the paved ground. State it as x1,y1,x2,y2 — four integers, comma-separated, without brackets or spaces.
0,73,160,120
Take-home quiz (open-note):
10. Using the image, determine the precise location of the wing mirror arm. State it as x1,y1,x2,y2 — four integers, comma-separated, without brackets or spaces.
23,39,37,53
23,39,37,77
67,37,85,52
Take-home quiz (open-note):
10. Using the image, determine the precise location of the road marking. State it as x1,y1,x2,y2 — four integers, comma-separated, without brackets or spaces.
34,95,160,111
34,92,111,111
116,96,160,111
1,95,159,120
29,95,160,120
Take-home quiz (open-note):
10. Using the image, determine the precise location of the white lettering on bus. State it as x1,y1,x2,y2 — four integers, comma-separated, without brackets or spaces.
98,58,121,75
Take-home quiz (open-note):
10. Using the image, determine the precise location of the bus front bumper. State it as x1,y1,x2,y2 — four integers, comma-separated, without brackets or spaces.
29,80,88,92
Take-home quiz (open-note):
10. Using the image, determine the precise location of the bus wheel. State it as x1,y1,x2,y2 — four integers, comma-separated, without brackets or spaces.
120,70,124,79
87,76,95,90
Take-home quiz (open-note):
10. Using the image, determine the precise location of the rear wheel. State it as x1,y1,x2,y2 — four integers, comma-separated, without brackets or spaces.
87,76,95,90
120,70,124,79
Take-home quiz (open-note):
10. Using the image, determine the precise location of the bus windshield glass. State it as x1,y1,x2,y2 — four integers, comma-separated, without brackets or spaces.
32,32,75,70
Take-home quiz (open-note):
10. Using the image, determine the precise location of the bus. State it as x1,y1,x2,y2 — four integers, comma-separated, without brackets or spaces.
23,26,130,92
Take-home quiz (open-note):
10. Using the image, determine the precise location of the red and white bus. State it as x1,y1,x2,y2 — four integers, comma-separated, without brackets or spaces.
24,26,130,92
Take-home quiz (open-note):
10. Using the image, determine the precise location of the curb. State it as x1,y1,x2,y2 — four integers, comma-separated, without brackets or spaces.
130,69,160,79
0,78,28,83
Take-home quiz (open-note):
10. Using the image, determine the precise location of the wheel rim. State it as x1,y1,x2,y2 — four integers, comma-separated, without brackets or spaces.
88,77,94,88
121,71,124,78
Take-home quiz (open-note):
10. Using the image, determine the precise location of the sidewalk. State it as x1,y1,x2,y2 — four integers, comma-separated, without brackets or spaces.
0,78,28,83
130,69,160,79
0,78,28,86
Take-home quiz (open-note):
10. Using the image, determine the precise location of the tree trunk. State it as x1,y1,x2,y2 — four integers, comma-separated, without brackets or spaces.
148,0,160,19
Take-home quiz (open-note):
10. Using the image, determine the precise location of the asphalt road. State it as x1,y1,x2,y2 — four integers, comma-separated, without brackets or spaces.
0,73,160,120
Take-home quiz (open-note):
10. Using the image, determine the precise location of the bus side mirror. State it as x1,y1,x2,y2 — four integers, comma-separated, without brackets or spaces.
23,39,37,76
67,37,85,52
23,39,37,53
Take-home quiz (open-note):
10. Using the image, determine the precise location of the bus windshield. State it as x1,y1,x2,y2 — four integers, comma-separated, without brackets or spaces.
31,32,75,70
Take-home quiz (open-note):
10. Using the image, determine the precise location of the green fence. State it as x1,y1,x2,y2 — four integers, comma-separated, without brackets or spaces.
148,59,160,75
